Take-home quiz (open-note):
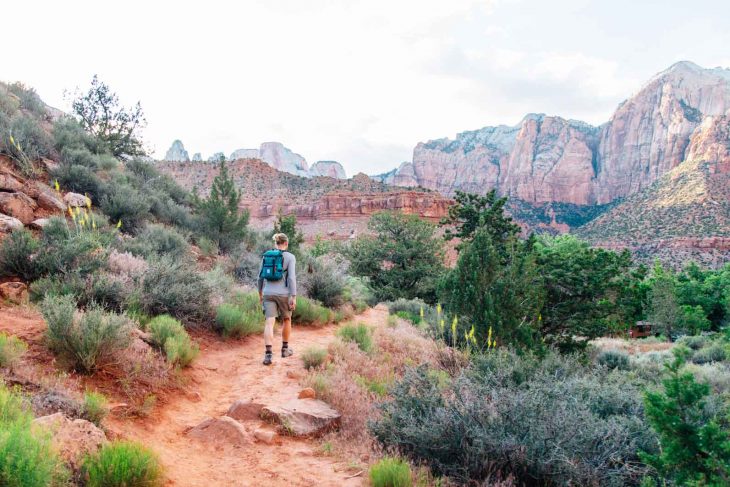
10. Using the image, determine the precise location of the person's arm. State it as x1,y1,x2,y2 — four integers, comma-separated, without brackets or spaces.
257,258,264,302
287,254,297,308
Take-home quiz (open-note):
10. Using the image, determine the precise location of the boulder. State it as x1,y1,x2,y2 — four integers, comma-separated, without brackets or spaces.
253,428,277,444
63,192,88,208
30,218,50,230
31,390,83,418
0,192,37,224
40,157,59,172
0,282,28,304
226,400,264,422
0,173,23,192
261,399,341,437
298,388,316,399
186,416,252,446
33,412,107,469
34,184,66,212
0,213,23,232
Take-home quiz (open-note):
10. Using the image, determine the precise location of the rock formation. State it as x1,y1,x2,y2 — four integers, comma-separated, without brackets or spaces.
163,140,190,162
207,152,225,163
259,142,309,177
191,152,202,162
229,148,260,161
380,61,730,207
309,160,347,179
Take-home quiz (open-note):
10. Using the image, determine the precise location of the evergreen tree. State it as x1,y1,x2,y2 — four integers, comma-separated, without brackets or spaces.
347,211,445,303
642,348,730,485
647,263,682,339
195,159,249,253
272,210,304,255
440,190,521,252
439,229,542,349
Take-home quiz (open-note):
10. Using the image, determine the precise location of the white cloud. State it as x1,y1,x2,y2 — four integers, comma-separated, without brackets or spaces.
3,0,730,175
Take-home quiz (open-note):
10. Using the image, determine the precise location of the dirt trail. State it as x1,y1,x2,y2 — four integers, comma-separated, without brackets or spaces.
109,309,387,487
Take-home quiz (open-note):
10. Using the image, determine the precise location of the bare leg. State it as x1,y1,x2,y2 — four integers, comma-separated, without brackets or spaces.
282,317,292,344
264,317,276,347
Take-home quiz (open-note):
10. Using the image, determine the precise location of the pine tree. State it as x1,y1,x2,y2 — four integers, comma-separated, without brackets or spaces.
641,347,730,485
272,210,304,255
195,159,249,253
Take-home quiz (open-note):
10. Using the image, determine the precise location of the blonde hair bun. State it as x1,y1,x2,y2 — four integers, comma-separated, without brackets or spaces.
273,233,289,245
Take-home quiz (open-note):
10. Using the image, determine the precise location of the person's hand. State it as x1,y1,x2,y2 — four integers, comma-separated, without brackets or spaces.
289,296,296,311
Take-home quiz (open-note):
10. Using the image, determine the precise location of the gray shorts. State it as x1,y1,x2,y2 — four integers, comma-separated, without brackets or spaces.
263,295,293,319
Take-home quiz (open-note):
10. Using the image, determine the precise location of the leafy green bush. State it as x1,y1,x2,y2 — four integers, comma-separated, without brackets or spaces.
369,457,412,487
597,349,631,370
101,183,151,233
29,272,85,302
0,228,40,281
215,302,263,338
0,384,68,486
8,82,46,116
387,298,428,318
302,256,346,308
140,257,212,325
123,224,190,259
35,220,110,277
197,236,219,257
372,350,657,486
293,296,333,326
83,441,163,487
677,334,709,351
0,333,27,368
83,391,109,426
51,163,106,201
692,343,727,364
148,315,198,367
337,323,372,352
8,113,53,161
301,346,327,370
342,275,375,311
42,295,132,373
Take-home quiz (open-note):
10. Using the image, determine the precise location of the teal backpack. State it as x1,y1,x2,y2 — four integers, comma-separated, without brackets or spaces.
260,249,287,283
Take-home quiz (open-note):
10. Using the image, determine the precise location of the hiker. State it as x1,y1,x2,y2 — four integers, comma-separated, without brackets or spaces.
258,233,297,366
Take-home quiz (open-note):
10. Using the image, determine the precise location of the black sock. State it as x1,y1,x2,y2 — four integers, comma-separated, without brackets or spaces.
282,341,288,350
266,345,272,354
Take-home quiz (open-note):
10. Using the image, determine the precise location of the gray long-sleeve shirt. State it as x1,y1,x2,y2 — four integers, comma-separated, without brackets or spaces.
257,251,297,296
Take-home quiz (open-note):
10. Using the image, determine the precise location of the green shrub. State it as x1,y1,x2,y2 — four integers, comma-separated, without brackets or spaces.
51,163,106,201
369,457,412,487
293,296,333,326
395,310,419,324
215,302,263,338
8,82,46,116
596,349,631,370
123,224,189,259
83,441,163,487
101,183,151,233
0,384,68,486
302,257,346,308
148,315,198,367
337,323,372,352
0,228,40,281
301,346,327,370
35,221,110,277
29,272,85,302
164,333,199,368
140,257,212,325
203,265,236,303
677,335,709,351
0,333,27,368
372,351,657,486
42,295,132,373
387,298,428,318
197,236,218,257
8,114,53,165
342,275,375,311
692,344,727,364
83,391,109,426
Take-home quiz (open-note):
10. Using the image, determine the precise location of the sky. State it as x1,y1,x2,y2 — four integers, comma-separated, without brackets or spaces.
5,0,730,175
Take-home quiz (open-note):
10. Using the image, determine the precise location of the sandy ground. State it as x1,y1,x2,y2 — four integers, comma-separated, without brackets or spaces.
107,312,381,487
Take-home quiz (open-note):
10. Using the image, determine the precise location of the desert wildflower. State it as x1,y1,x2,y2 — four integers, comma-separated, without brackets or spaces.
451,316,458,347
54,180,60,192
420,306,424,321
436,303,442,317
9,135,14,146
116,220,122,229
439,318,445,334
85,195,92,209
68,206,74,218
487,326,493,349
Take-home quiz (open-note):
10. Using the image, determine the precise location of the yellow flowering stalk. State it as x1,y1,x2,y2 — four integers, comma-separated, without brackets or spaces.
54,180,60,192
85,196,92,209
451,316,458,348
436,303,442,317
439,318,445,334
419,306,424,321
116,220,122,229
487,326,493,349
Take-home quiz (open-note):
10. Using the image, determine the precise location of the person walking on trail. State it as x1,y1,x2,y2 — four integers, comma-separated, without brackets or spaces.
258,233,297,366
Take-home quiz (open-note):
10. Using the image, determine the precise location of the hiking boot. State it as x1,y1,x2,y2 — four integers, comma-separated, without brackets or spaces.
281,347,294,358
263,352,273,366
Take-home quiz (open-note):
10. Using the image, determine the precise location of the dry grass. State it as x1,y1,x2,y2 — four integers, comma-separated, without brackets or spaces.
305,315,441,459
591,337,674,355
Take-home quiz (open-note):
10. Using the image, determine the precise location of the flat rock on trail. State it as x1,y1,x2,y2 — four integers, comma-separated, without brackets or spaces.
108,310,386,487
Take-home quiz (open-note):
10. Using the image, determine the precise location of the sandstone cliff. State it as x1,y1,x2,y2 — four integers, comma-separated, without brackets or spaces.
309,161,347,179
381,61,730,208
163,140,190,162
258,142,309,177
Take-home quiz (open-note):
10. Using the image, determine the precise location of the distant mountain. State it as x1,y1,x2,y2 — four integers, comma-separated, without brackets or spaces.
576,114,730,266
377,61,730,207
163,140,189,162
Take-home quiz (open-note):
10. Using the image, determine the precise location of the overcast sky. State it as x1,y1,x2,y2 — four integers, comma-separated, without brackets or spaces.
5,0,730,175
